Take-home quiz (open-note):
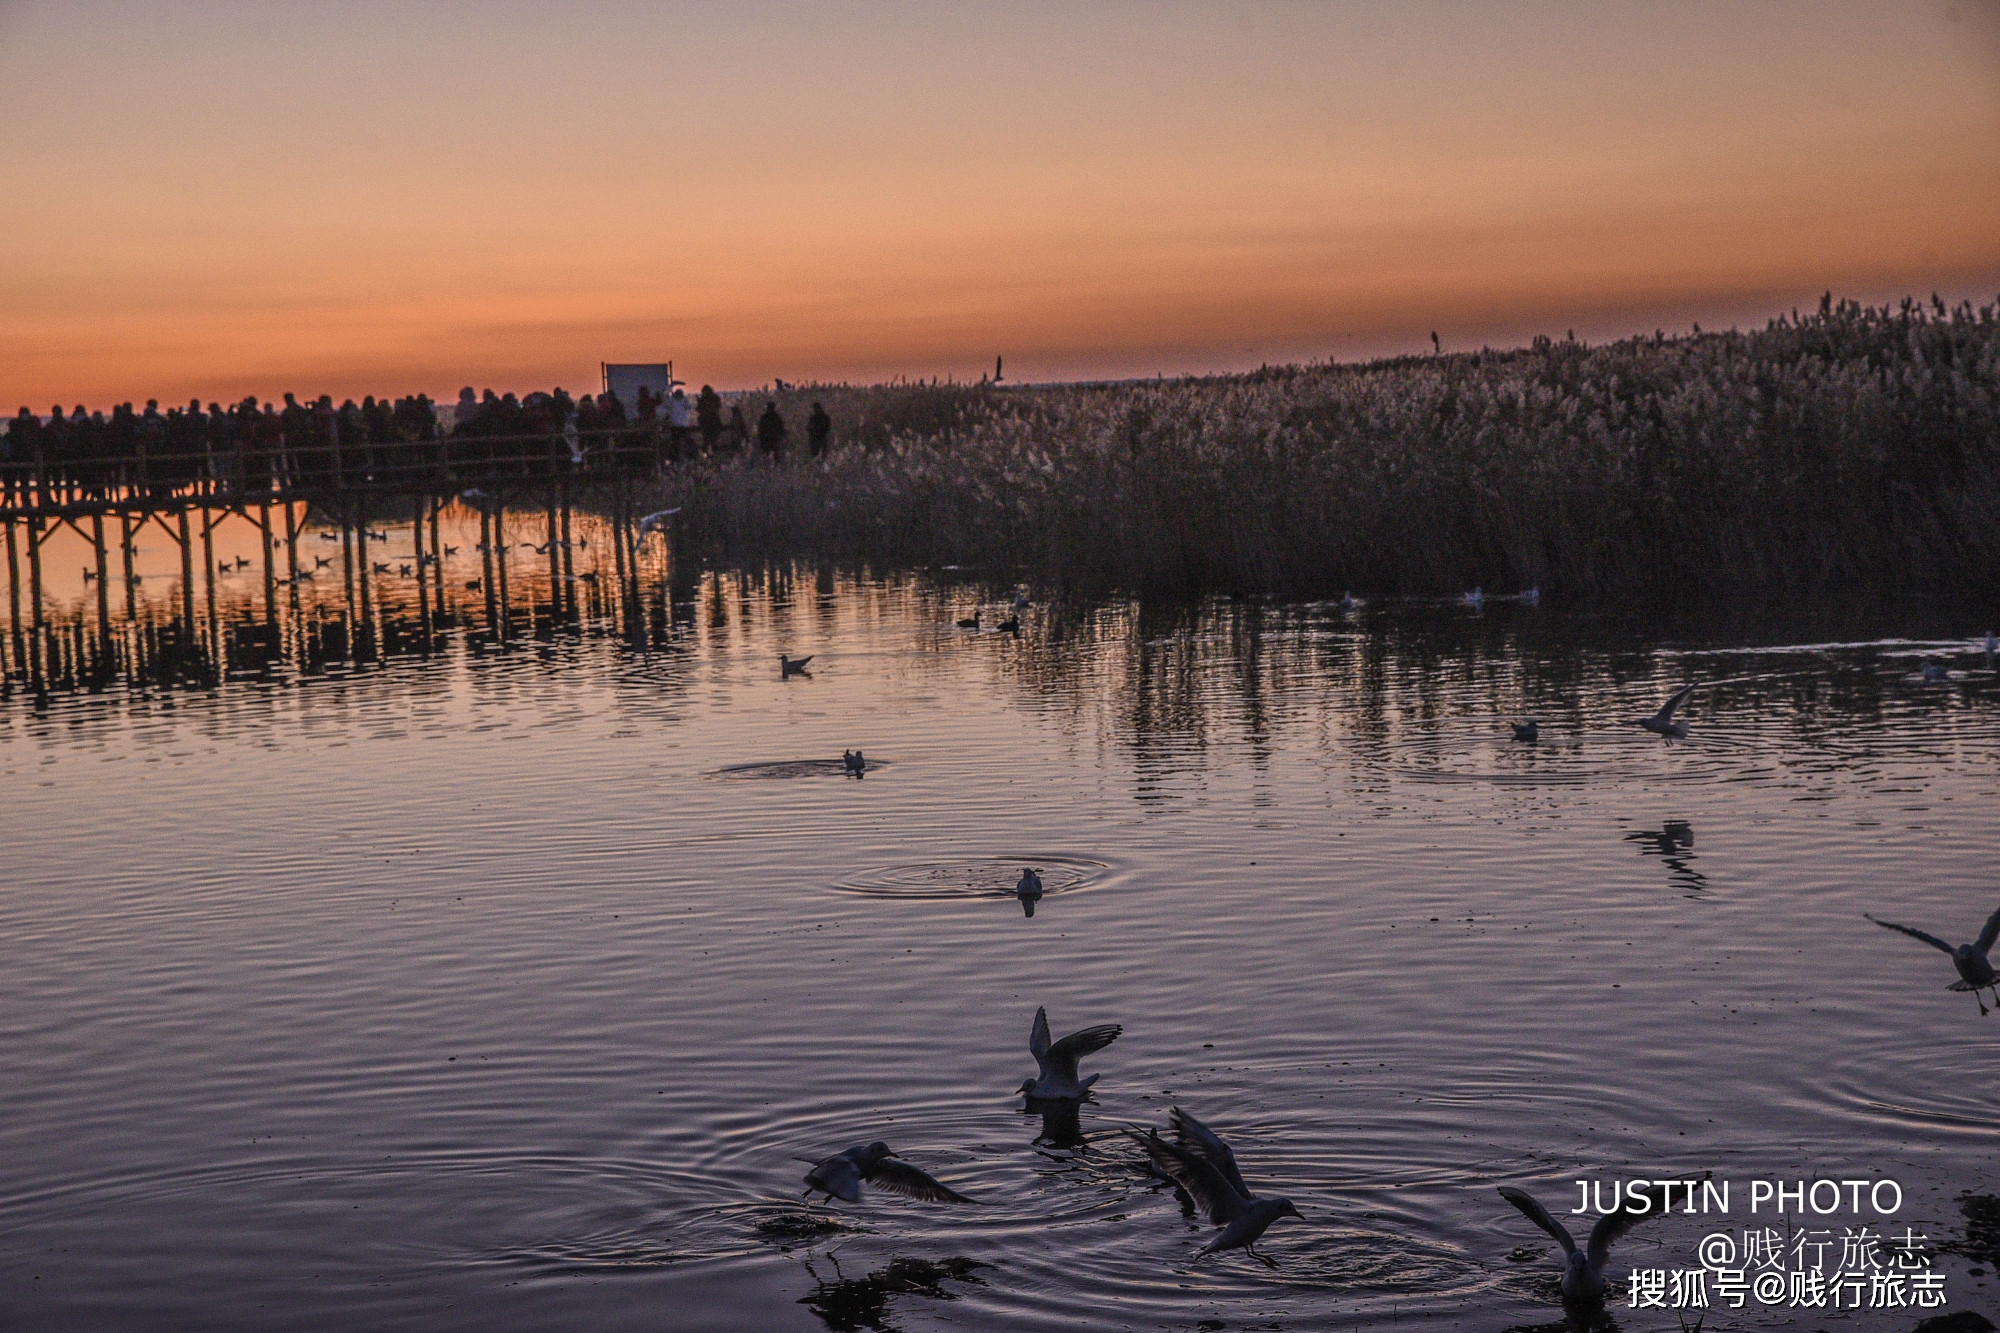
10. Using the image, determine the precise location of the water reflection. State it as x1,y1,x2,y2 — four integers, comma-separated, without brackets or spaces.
1623,821,1708,897
796,1254,989,1333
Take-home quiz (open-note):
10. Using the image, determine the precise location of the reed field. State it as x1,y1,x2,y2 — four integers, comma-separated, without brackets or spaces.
667,295,2000,609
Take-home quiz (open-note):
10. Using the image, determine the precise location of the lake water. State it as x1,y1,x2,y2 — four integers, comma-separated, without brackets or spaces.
3,514,1997,1331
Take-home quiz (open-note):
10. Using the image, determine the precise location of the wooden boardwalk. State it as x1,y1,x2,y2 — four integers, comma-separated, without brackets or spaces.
1,429,672,692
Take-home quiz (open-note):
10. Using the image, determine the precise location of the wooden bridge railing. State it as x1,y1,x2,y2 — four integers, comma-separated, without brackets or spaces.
0,426,678,518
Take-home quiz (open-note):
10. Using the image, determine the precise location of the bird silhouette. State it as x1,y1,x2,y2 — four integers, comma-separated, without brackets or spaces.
1633,682,1697,741
996,615,1020,634
82,568,98,582
843,749,865,776
1018,1006,1121,1099
1016,868,1043,917
315,557,334,569
798,1142,978,1206
956,610,981,630
399,565,413,576
1498,1185,1653,1304
780,654,813,677
1867,908,2000,1014
371,562,391,574
1129,1119,1300,1267
1512,721,1539,743
464,579,481,592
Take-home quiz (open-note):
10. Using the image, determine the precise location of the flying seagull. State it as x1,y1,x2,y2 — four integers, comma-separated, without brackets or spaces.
1633,682,1697,741
1867,907,2000,1015
798,1142,978,1206
1018,1006,1121,1099
1497,1184,1653,1303
1016,868,1043,917
1129,1122,1299,1267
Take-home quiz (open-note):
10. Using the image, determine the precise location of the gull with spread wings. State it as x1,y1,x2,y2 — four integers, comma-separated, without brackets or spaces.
1497,1184,1653,1303
1632,681,1698,741
1128,1112,1300,1267
798,1142,979,1206
1867,906,2000,1015
1017,1006,1121,1100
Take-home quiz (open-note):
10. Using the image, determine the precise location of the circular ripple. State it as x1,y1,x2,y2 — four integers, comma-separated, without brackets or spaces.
835,855,1108,901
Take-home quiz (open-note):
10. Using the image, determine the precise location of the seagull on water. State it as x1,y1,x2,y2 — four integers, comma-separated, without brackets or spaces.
1498,1184,1653,1303
1512,721,1539,743
1016,868,1043,917
780,654,813,677
637,508,679,536
798,1142,978,1206
1129,1116,1300,1267
1867,907,2000,1015
1633,681,1697,741
1018,1006,1121,1100
843,749,865,776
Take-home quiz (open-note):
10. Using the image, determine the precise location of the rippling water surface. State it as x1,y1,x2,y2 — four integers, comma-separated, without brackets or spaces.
3,551,1997,1331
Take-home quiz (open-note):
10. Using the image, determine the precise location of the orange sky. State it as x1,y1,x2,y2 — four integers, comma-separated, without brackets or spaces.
3,1,1997,408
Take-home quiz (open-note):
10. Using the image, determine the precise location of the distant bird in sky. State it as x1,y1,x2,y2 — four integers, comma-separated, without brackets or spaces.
1129,1119,1300,1266
443,546,459,556
371,562,391,574
399,565,413,576
82,567,97,582
1867,908,2000,1015
1633,681,1697,741
1018,1006,1121,1100
365,529,387,541
1016,868,1043,917
843,749,866,776
798,1142,978,1206
1512,721,1539,743
780,653,813,676
1498,1185,1652,1303
637,508,679,535
957,610,981,630
315,556,334,569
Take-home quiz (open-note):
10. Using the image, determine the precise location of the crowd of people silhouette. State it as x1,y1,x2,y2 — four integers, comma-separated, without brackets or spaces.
2,384,821,503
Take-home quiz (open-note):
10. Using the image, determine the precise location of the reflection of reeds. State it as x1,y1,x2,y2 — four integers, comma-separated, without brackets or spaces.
669,297,2000,606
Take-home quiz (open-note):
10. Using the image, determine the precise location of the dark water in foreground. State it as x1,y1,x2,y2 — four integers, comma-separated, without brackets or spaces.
3,547,1998,1331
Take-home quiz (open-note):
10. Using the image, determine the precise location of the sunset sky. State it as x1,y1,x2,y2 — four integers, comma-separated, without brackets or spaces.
3,0,1998,408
